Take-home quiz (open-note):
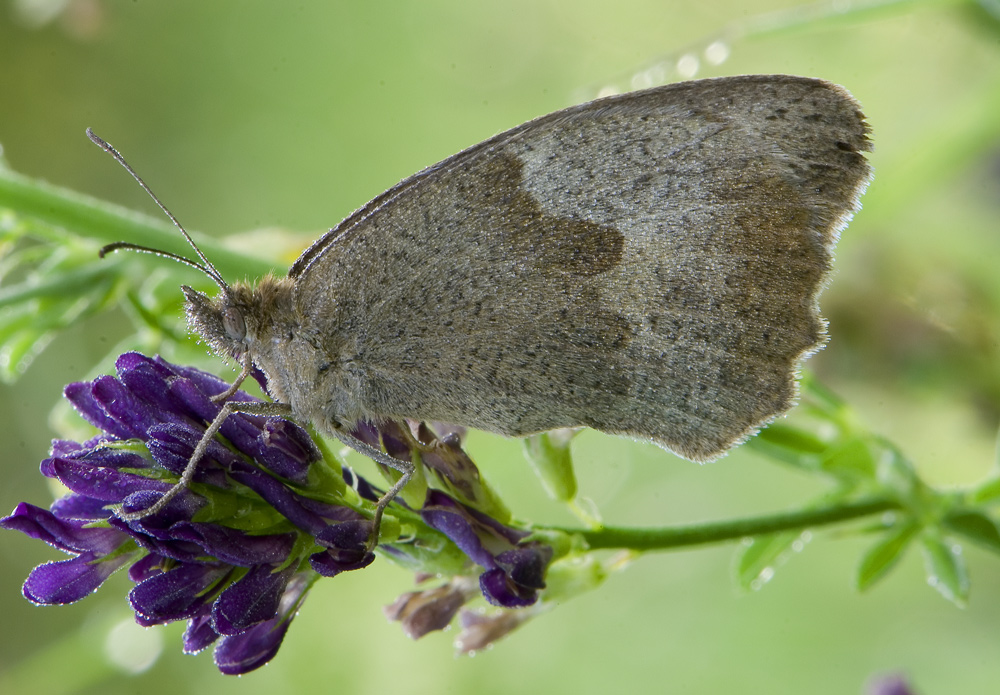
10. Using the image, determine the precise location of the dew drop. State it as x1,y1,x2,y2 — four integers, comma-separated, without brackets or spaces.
104,617,163,674
677,54,699,79
631,71,654,91
704,41,730,65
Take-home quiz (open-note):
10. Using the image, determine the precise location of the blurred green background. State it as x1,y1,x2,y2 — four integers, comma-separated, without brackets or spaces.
1,0,999,693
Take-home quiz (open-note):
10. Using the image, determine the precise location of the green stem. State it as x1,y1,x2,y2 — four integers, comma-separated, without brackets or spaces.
0,167,277,280
554,496,900,551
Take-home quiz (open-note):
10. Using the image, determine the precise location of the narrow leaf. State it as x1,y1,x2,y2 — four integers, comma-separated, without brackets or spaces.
855,520,919,592
821,438,876,481
942,511,1000,556
734,531,803,591
969,476,1000,504
522,429,578,502
920,531,969,607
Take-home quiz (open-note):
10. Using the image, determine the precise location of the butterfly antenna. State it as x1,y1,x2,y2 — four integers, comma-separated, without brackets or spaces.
86,128,229,293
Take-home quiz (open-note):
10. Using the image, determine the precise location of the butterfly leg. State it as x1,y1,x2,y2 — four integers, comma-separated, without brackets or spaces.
114,398,286,522
331,428,415,552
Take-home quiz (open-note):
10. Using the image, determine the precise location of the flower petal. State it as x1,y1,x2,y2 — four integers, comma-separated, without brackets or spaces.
116,487,207,537
309,520,376,576
118,359,192,429
50,494,112,521
90,374,161,438
212,565,295,635
46,457,171,503
454,608,528,654
166,358,253,400
128,552,165,583
309,549,374,576
129,562,231,622
1,502,126,554
169,523,295,567
116,351,174,377
213,614,290,675
479,568,537,608
384,579,476,639
479,545,552,608
145,422,241,479
184,612,220,654
64,381,132,440
420,492,496,569
212,573,309,675
227,461,327,534
168,378,264,457
495,544,552,592
23,551,130,604
257,419,320,483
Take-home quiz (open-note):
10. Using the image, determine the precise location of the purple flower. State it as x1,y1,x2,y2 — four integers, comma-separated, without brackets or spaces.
1,502,135,604
421,490,553,607
0,353,379,674
867,674,918,695
2,352,556,672
212,572,312,675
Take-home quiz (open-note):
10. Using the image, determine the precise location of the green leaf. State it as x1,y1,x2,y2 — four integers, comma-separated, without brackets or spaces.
522,429,579,502
920,531,970,607
541,553,610,604
875,442,921,499
942,510,1000,555
969,475,1000,504
820,438,877,481
733,531,803,591
0,271,118,381
855,520,920,592
0,168,276,280
755,422,828,454
0,169,286,383
746,426,824,471
798,372,851,421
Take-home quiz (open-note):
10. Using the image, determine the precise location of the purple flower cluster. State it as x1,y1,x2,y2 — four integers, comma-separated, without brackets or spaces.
421,490,552,607
2,353,555,673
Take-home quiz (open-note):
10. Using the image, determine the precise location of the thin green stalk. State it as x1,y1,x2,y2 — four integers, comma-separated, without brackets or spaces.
554,496,900,551
0,167,276,281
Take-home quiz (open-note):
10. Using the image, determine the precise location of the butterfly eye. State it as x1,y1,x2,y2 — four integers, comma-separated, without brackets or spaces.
222,306,247,342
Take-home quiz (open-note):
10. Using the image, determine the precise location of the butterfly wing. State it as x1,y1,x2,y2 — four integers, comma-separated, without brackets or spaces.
291,75,871,461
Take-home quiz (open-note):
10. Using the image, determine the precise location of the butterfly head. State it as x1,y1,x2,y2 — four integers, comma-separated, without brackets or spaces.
182,284,251,364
